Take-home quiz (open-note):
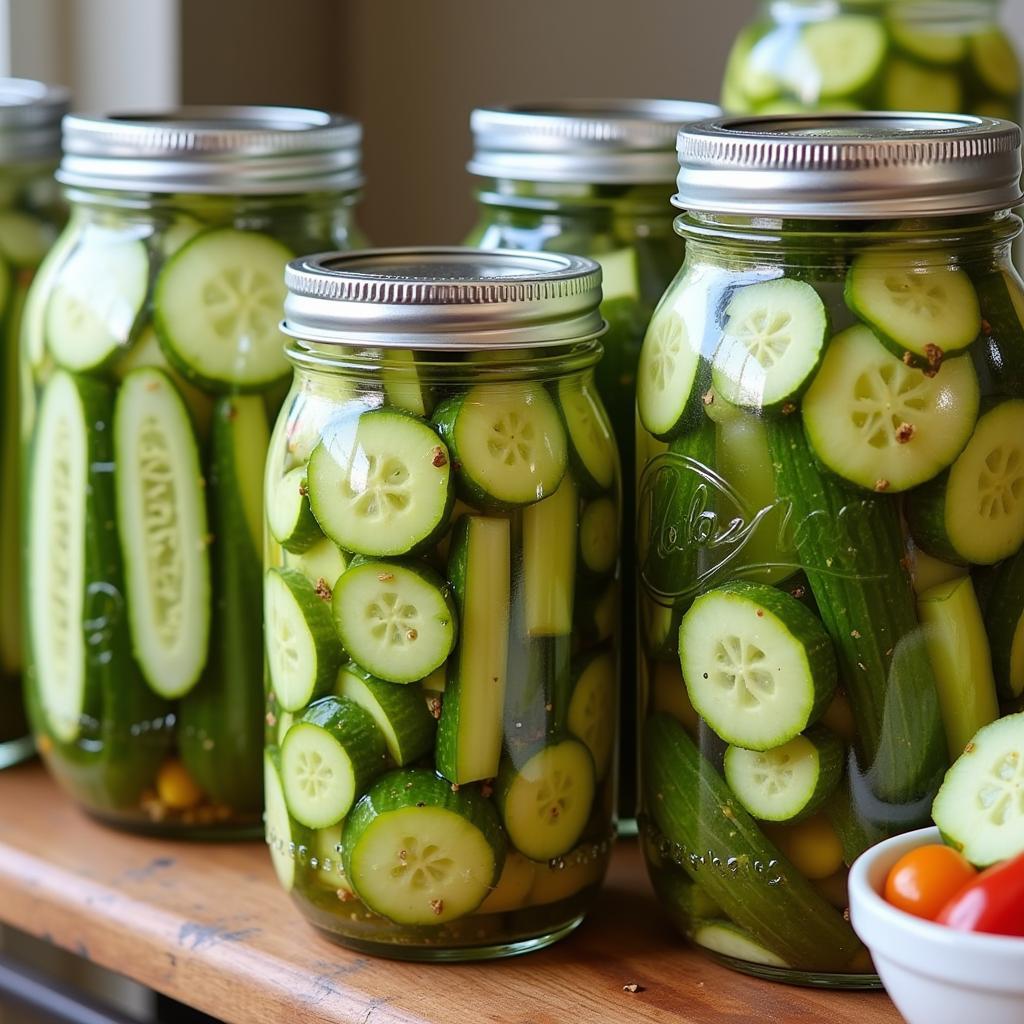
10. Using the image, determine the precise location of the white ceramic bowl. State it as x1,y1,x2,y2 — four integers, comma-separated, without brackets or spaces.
849,826,1024,1024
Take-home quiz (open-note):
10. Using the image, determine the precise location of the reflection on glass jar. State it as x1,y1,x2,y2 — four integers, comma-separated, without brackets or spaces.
722,0,1021,119
264,249,620,960
636,113,1024,986
0,79,68,770
23,107,364,834
466,99,718,827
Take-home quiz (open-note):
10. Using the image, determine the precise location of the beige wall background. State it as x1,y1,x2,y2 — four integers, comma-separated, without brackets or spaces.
180,0,755,245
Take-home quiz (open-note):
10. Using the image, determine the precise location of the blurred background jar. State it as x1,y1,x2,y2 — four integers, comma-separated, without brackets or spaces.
264,248,620,959
21,106,364,835
721,0,1021,118
465,99,718,828
635,113,1024,985
0,78,68,771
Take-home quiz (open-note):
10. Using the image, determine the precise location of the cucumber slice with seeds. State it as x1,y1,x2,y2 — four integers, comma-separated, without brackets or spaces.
308,409,452,557
679,580,837,751
637,308,701,440
331,559,456,684
496,738,596,861
578,496,617,577
265,567,341,712
567,650,616,781
335,662,436,766
268,465,322,554
281,696,387,828
343,768,505,925
114,367,210,699
846,251,981,365
554,377,616,494
712,278,827,409
884,59,962,113
46,233,148,372
971,30,1021,98
933,713,1024,867
908,401,1024,565
724,726,843,823
802,325,980,493
433,383,567,509
800,16,888,98
154,228,293,391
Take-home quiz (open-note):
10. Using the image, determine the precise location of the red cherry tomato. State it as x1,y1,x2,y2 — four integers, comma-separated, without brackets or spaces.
884,844,977,920
936,852,1024,937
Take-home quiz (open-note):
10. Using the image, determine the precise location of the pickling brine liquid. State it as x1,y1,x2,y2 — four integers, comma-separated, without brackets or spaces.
637,211,1024,985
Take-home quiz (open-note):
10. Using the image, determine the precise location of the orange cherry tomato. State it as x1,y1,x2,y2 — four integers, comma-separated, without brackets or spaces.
884,844,977,920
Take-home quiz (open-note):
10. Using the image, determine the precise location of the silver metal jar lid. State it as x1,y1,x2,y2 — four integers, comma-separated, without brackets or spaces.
283,247,605,350
674,113,1024,218
469,99,721,184
57,105,362,194
0,78,69,163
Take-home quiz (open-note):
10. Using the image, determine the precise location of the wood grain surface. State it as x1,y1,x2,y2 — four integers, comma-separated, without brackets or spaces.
0,762,902,1024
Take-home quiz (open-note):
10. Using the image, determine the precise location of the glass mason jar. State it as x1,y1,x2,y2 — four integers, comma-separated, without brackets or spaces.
636,113,1024,986
466,100,718,826
264,249,620,960
722,0,1021,119
0,79,68,769
22,107,364,834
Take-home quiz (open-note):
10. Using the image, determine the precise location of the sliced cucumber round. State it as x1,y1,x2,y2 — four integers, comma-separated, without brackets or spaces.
678,581,837,751
22,218,79,379
554,377,616,495
578,497,617,577
888,20,966,65
154,228,293,391
908,401,1024,565
712,278,827,409
433,383,567,509
264,567,342,712
884,58,962,113
800,16,888,98
723,726,843,823
845,251,981,365
567,651,616,781
283,536,348,593
114,367,210,699
46,234,149,372
637,308,701,440
331,559,456,684
693,920,788,969
281,696,387,828
264,748,305,892
308,409,453,557
971,30,1021,98
496,738,596,862
933,712,1024,867
383,348,433,417
335,662,436,766
267,465,322,554
802,325,980,493
343,768,506,925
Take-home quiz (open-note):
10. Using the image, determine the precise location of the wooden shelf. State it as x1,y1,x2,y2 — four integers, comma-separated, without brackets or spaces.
0,762,901,1024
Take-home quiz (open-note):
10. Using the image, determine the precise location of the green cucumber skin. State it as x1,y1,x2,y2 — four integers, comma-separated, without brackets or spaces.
177,397,266,812
904,470,965,565
642,714,862,971
337,664,436,766
986,548,1024,700
27,373,170,811
502,633,573,765
639,417,717,602
297,695,389,798
767,415,946,809
342,767,506,890
974,271,1024,398
551,379,611,498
